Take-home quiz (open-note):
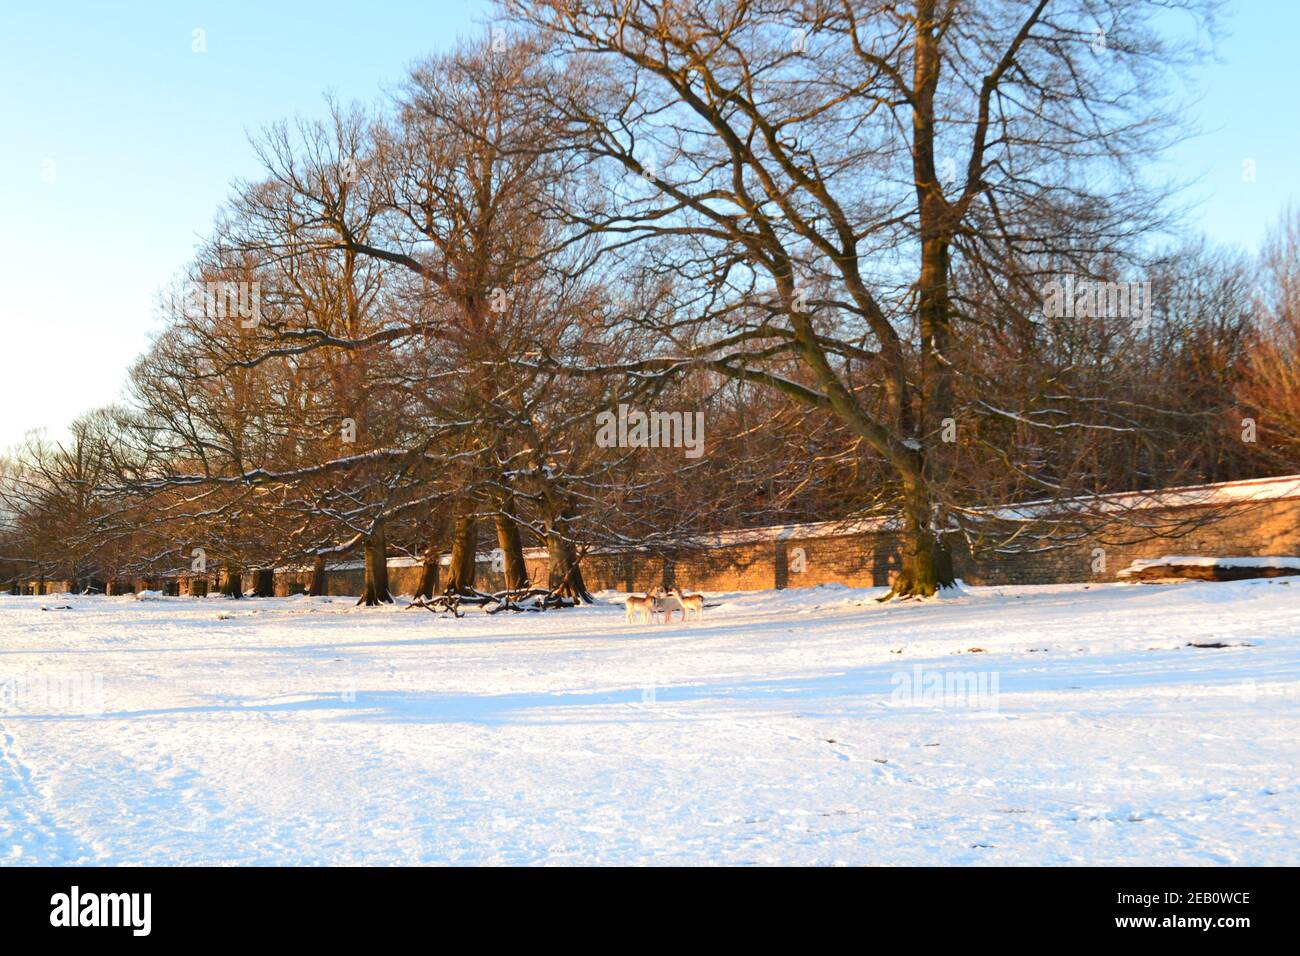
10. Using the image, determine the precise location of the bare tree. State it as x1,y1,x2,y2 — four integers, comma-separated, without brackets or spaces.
1240,206,1300,472
505,0,1217,595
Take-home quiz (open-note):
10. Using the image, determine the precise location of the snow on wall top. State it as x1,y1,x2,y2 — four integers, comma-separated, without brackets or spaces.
1117,555,1300,576
693,473,1300,548
985,473,1300,522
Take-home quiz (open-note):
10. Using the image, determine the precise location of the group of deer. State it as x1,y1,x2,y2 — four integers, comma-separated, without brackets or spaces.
624,587,704,625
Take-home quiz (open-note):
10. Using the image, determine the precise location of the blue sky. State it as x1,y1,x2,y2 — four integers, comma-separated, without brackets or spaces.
0,0,1296,453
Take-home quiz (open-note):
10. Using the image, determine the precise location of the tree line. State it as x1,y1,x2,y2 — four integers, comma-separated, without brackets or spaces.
4,1,1298,602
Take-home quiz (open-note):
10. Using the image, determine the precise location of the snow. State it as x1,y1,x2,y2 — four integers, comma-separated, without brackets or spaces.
1,580,1298,865
984,472,1300,522
1119,555,1300,576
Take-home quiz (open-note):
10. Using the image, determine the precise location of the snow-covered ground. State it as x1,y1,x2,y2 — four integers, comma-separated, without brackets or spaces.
2,579,1298,865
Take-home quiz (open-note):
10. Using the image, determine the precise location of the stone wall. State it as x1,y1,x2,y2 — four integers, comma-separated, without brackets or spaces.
271,488,1300,597
18,477,1297,598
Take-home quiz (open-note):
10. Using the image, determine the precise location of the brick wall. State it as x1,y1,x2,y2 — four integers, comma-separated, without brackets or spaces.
269,560,557,598
280,493,1296,598
556,494,1300,595
27,479,1291,599
955,497,1300,586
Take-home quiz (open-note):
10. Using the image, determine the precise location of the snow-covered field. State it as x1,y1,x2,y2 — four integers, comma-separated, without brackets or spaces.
2,579,1298,866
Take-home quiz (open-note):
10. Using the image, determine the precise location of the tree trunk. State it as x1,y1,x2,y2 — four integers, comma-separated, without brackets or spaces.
308,555,328,596
414,512,449,600
415,539,440,600
900,1,955,601
443,508,478,595
886,481,956,598
252,568,275,597
911,0,953,440
358,522,393,606
220,561,242,598
545,500,592,603
493,498,529,592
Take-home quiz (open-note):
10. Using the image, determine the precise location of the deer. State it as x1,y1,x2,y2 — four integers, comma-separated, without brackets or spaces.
624,592,659,624
654,586,688,624
669,587,704,622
